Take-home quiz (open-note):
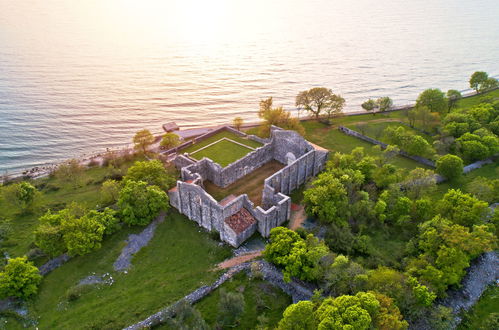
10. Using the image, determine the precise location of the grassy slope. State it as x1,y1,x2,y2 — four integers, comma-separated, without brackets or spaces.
30,211,231,329
0,165,120,258
194,272,291,329
190,139,255,167
346,121,434,144
458,285,499,330
454,89,499,109
182,131,262,154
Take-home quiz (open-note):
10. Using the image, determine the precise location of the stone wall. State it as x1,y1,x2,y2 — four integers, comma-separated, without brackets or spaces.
338,126,436,168
169,127,328,247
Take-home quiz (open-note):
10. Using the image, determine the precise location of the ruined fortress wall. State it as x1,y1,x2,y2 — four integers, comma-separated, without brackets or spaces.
264,149,328,199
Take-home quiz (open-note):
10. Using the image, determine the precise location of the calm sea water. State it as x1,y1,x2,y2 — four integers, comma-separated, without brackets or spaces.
1,0,498,174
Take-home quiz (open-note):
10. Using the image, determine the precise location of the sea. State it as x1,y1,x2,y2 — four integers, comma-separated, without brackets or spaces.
1,0,498,175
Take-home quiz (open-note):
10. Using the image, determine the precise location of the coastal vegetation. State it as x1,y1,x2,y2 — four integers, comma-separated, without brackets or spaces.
0,74,498,329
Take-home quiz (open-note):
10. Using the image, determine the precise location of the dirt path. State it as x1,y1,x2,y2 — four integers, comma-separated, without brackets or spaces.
216,251,262,269
289,204,307,230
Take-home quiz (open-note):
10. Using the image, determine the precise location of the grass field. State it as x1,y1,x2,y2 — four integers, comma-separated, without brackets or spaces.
454,88,499,110
194,272,291,329
18,211,232,329
183,131,262,167
189,138,255,167
346,121,434,144
204,161,284,205
301,121,429,171
458,284,499,330
0,160,142,258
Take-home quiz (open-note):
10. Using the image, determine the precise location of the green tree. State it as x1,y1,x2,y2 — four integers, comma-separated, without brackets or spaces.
482,77,499,91
2,181,37,211
437,189,489,227
303,172,349,226
123,160,175,190
217,289,245,327
400,168,437,199
467,176,498,203
416,88,448,114
447,89,462,110
435,154,463,180
322,254,366,296
164,300,209,330
295,87,343,120
0,257,42,299
469,71,489,93
160,132,180,150
118,180,169,226
232,117,244,131
61,214,105,256
323,93,345,121
277,301,317,330
377,96,393,112
361,99,377,115
100,179,121,205
133,129,155,154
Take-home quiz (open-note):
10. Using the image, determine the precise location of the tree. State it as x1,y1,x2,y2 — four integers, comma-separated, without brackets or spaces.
322,254,366,296
323,94,345,121
377,97,393,112
467,177,499,203
416,88,448,114
123,160,175,190
101,179,121,205
258,97,304,136
361,99,377,115
133,129,154,154
303,173,349,226
232,117,244,131
437,189,489,227
86,208,120,236
61,214,105,256
435,154,463,180
447,89,462,110
469,71,489,93
217,289,245,327
295,87,344,120
482,77,499,91
164,300,209,330
160,133,180,150
263,227,329,282
0,257,42,299
277,301,317,330
400,168,437,199
118,180,169,226
2,181,37,211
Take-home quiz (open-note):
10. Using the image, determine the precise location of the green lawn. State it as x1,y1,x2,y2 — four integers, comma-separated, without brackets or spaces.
26,211,231,329
458,284,499,330
302,121,429,171
183,130,262,154
454,88,499,110
189,139,255,167
194,272,291,329
346,121,434,144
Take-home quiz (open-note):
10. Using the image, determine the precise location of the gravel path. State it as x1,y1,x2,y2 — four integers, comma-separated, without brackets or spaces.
113,212,165,272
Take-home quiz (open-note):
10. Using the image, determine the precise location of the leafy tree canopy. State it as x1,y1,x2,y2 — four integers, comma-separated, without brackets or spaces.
416,88,448,114
133,129,155,154
124,160,176,190
0,257,42,299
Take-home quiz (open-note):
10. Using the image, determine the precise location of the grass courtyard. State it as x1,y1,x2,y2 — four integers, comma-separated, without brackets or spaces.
183,130,262,167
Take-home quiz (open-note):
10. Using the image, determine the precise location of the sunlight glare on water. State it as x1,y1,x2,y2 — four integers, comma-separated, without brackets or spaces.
0,0,498,173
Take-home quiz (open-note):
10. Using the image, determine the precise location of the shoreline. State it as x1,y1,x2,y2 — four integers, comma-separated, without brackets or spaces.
1,87,493,183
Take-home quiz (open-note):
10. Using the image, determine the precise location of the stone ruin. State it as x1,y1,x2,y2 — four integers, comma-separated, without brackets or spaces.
168,126,328,247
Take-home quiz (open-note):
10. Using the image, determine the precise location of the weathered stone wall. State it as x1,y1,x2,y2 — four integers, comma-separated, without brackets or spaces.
338,126,436,168
170,127,329,247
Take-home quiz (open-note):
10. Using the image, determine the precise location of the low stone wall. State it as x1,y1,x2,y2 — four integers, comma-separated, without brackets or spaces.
338,126,436,168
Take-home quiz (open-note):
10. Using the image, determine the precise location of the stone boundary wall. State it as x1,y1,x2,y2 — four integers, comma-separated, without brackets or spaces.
338,126,436,168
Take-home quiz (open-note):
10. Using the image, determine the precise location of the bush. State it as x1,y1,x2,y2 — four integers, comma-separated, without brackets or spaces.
436,154,463,180
217,289,245,327
0,257,42,299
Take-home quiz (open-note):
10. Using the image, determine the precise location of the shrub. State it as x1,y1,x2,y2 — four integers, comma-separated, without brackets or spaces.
0,257,42,299
435,154,463,180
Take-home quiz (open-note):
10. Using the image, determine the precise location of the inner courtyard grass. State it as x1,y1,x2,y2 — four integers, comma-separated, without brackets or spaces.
27,211,231,330
182,130,262,154
189,138,255,167
204,161,285,206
